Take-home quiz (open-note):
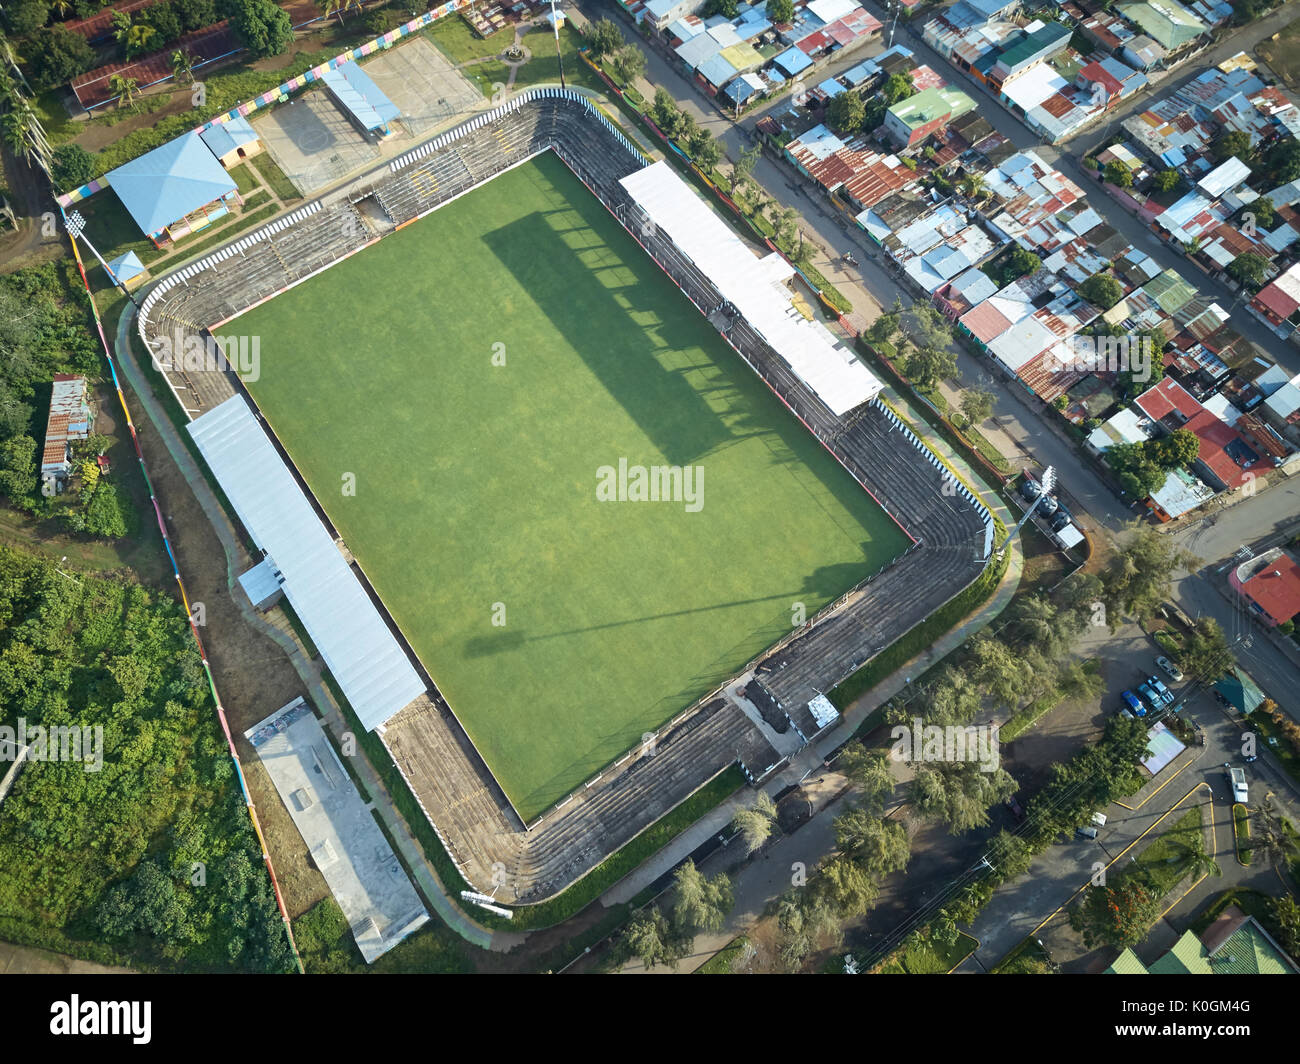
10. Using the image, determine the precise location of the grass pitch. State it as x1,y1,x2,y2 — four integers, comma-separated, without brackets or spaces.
238,152,908,819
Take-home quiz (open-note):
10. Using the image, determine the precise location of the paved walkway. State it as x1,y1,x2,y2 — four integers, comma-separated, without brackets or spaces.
109,302,503,952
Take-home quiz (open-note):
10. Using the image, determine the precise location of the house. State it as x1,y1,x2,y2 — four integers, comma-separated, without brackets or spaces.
883,86,976,148
1086,406,1154,455
988,21,1071,90
642,0,705,32
1117,0,1206,54
1230,548,1300,627
1107,907,1298,974
40,375,95,491
198,115,264,169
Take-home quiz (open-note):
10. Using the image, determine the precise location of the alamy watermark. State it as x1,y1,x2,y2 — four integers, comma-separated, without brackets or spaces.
1047,332,1153,383
889,717,1000,773
1,719,104,772
149,329,260,383
596,458,704,512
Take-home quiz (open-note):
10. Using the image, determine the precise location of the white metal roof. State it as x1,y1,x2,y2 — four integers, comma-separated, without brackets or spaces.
189,396,426,731
621,161,881,416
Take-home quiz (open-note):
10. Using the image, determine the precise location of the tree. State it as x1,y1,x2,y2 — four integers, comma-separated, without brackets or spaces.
814,854,880,916
833,809,909,876
1264,136,1300,185
962,171,986,202
837,745,895,814
1148,427,1199,469
882,72,914,104
959,388,993,428
703,0,739,16
1226,251,1268,289
610,44,646,86
1246,797,1300,887
1211,129,1252,166
773,204,799,248
1151,168,1179,193
1103,160,1133,188
1244,196,1276,232
24,25,95,90
585,17,623,60
732,792,778,853
911,762,1018,835
900,302,953,353
865,305,902,348
141,1,182,43
617,909,685,970
650,86,681,137
227,0,292,58
50,144,95,193
904,344,958,390
670,860,733,934
318,0,360,25
1179,618,1233,684
1070,877,1165,949
774,889,840,970
107,73,139,109
124,22,160,59
688,128,720,171
1273,894,1300,956
1099,526,1193,624
171,49,194,85
5,0,50,36
1078,272,1122,310
1107,439,1166,498
0,436,37,502
826,90,865,135
732,143,761,190
766,0,794,22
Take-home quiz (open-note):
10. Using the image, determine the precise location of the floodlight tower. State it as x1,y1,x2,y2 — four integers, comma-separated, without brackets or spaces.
998,465,1056,560
551,0,566,90
65,209,141,311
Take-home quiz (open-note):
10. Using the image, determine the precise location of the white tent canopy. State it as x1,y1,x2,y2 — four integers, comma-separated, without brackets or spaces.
620,161,882,416
189,396,426,731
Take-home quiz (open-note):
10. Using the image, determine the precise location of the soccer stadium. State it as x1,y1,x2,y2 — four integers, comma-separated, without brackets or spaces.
136,87,995,905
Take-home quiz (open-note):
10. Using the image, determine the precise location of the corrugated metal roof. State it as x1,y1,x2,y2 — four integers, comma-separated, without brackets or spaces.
621,162,881,415
188,396,426,731
106,131,237,237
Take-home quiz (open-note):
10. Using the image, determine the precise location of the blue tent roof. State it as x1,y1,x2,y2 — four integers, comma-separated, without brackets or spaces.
105,249,145,282
321,62,400,133
199,115,260,159
817,77,846,98
773,47,813,76
106,131,238,237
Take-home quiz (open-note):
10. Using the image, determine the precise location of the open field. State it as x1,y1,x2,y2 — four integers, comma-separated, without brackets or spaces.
237,152,907,819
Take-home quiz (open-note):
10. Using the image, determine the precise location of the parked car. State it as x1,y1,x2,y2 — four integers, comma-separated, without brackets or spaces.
1075,811,1107,840
1120,690,1145,717
1155,656,1183,682
1137,683,1163,712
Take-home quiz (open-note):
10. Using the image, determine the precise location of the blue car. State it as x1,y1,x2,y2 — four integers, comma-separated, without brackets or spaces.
1120,690,1145,717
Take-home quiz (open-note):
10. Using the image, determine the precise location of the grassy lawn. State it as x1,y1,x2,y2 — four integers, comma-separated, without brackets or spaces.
250,152,301,202
1258,17,1300,89
228,163,259,196
1001,659,1101,741
237,153,906,820
1234,803,1252,866
426,16,517,64
698,935,751,974
1135,806,1204,894
1245,709,1300,789
992,935,1054,973
471,23,603,97
293,896,471,973
878,930,977,973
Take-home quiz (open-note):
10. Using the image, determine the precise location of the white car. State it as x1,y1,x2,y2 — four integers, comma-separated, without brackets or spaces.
1156,656,1184,682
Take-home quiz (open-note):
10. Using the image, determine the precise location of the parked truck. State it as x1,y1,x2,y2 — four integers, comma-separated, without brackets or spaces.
1227,766,1248,805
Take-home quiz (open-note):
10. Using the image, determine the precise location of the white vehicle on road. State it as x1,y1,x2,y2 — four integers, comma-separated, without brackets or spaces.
1226,765,1248,805
1156,656,1184,682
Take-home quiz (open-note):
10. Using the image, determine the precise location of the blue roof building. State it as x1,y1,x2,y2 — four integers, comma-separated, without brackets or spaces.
321,61,401,135
104,250,146,285
773,47,813,77
105,130,240,247
199,115,263,167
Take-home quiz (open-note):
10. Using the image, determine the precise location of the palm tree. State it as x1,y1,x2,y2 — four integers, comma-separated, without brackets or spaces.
51,0,74,18
963,172,986,203
171,50,194,85
108,73,139,110
319,0,361,25
1249,797,1300,888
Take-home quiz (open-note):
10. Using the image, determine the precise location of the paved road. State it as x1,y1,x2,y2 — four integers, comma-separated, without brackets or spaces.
1169,480,1300,698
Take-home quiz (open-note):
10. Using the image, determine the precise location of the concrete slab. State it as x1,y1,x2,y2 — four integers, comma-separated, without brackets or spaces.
364,36,483,138
246,697,429,964
254,89,381,196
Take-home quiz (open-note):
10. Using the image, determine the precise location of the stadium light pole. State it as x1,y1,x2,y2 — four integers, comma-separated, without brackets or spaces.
997,464,1056,561
551,0,565,90
65,209,142,311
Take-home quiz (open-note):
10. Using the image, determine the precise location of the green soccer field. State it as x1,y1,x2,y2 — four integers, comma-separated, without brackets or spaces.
237,152,909,819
